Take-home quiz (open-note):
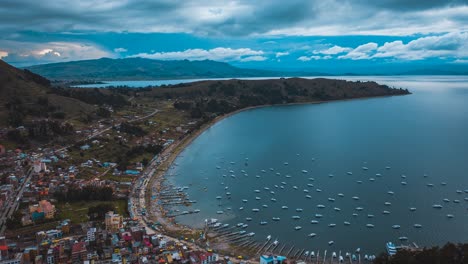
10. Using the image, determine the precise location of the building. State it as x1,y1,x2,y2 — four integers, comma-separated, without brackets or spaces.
71,242,87,263
29,200,56,220
260,255,287,264
105,211,123,232
0,253,23,264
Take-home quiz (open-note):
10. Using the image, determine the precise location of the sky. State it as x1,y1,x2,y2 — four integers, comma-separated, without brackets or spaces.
0,0,467,73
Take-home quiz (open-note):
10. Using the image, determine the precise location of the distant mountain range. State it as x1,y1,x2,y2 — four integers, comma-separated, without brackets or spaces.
26,58,322,81
25,58,468,81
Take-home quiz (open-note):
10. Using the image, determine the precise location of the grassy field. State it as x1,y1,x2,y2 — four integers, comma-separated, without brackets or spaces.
56,199,129,224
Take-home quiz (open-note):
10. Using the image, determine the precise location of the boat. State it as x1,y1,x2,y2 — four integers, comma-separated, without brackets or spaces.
309,178,314,181
305,195,312,199
333,252,337,258
272,217,280,221
344,221,351,225
292,216,301,220
328,241,334,245
262,204,268,208
270,198,277,202
311,220,319,224
302,170,308,173
276,172,281,176
392,225,400,229
352,213,358,217
367,214,374,218
317,204,325,208
284,162,289,165
352,196,359,200
334,207,341,211
247,232,255,236
237,223,244,227
409,207,416,211
347,172,353,175
255,197,261,200
308,233,316,237
433,204,443,209
447,214,454,218
386,242,397,256
296,208,303,212
399,236,408,241
242,199,248,203
384,202,392,206
427,183,434,187
254,190,260,193
315,214,323,218
338,193,344,197
239,207,244,210
376,173,382,177
194,209,201,213
362,167,369,170
443,198,450,203
366,224,375,228
261,170,266,173
316,189,322,192
226,192,231,196
311,251,315,257
282,206,288,209
307,183,314,187
356,180,363,184
217,211,224,214
303,189,309,193
293,186,298,190
252,208,260,212
328,223,336,227
256,175,260,178
281,182,287,185
401,181,407,185
285,175,291,178
369,178,375,182
413,224,422,228
294,226,302,230
383,210,390,215
387,191,394,195
453,199,460,203
245,217,252,221
328,198,335,202
260,221,268,225
264,187,270,190
329,174,334,177
304,251,309,257
456,190,463,194
355,207,364,211
216,196,222,200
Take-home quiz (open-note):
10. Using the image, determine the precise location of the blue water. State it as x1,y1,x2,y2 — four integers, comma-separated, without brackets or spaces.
164,76,468,255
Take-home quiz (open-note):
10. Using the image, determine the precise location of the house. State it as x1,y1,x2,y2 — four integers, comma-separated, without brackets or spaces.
260,255,287,264
105,211,123,232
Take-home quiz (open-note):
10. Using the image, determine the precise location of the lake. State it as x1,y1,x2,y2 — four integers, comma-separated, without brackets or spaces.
162,75,468,256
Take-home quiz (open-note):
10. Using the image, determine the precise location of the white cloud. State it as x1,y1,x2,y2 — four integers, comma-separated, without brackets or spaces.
114,47,128,53
297,55,323,61
275,51,289,58
338,42,378,60
0,41,112,66
313,45,351,55
240,55,268,62
0,50,8,59
129,47,265,62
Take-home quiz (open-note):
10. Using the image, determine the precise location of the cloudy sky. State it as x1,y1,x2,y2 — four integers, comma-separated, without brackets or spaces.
1,0,467,72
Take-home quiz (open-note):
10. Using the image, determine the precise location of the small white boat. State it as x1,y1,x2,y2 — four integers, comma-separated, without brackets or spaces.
305,195,312,199
284,162,289,165
383,210,390,215
272,217,281,221
309,177,314,181
344,221,351,225
366,224,375,228
260,221,268,225
242,199,248,203
352,213,358,217
217,211,224,214
384,202,392,206
296,208,303,212
216,196,222,200
334,207,341,211
356,180,362,184
307,183,314,187
328,223,336,227
262,204,268,208
399,236,408,241
329,174,334,177
355,207,364,211
376,173,382,177
282,206,288,209
304,189,309,193
239,207,244,210
392,225,400,229
308,233,316,237
255,197,261,200
311,220,319,224
347,172,353,175
293,186,298,190
254,189,260,193
453,199,460,203
387,191,394,195
362,167,369,170
315,214,323,218
294,226,302,230
413,224,422,228
316,188,322,192
332,252,337,258
245,217,252,221
292,215,301,220
338,193,344,197
252,208,260,212
369,178,375,182
401,181,407,185
433,204,443,209
367,214,374,218
446,214,454,218
456,190,463,194
427,183,434,187
317,204,325,209
443,198,450,203
270,198,277,202
328,241,334,245
352,196,359,200
281,182,287,185
328,198,335,202
302,170,308,173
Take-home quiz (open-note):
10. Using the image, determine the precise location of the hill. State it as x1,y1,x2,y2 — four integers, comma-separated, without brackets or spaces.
26,58,291,81
0,59,95,127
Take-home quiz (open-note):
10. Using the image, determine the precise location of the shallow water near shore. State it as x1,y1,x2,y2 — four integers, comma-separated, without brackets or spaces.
165,76,468,255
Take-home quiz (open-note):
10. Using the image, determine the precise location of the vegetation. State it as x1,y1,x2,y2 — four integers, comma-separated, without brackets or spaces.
54,186,114,202
57,200,128,223
374,243,468,264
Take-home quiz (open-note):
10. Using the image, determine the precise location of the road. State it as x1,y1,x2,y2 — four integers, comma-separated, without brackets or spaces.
0,108,160,235
0,167,34,233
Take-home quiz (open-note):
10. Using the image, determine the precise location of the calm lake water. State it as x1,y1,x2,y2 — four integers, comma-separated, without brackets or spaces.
163,76,468,255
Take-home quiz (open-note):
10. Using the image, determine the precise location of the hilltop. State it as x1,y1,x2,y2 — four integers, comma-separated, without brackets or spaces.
0,60,95,127
26,58,292,81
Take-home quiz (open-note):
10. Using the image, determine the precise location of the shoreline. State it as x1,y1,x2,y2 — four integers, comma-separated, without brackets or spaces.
144,93,408,255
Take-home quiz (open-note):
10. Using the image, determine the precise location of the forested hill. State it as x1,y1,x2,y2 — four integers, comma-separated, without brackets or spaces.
26,58,290,80
137,77,411,118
